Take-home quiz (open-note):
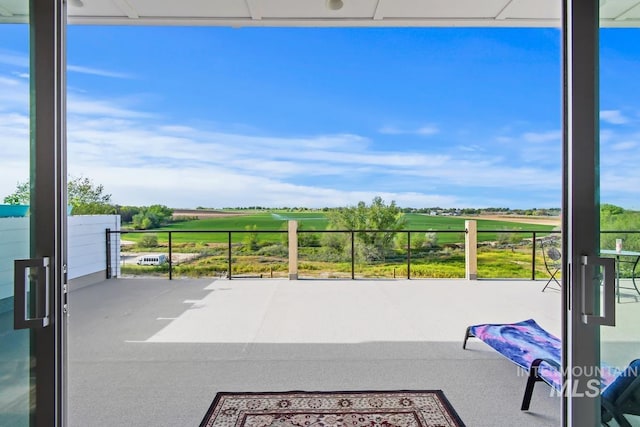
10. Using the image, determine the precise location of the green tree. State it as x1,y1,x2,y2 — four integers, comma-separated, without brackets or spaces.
68,176,111,206
3,181,30,205
131,205,174,230
115,205,141,223
601,203,625,217
327,196,406,261
4,177,115,214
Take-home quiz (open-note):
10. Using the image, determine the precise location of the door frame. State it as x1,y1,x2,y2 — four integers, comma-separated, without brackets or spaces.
30,0,67,425
28,0,609,425
564,0,605,426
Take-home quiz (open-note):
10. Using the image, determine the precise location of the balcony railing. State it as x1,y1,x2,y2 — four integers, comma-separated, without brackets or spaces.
107,222,554,280
106,223,640,281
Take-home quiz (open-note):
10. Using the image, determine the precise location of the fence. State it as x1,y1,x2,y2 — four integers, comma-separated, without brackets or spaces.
105,221,585,280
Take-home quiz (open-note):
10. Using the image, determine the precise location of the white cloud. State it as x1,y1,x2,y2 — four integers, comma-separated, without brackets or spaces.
0,74,29,112
67,64,134,79
0,50,28,68
378,124,439,136
59,102,571,208
611,141,637,151
79,164,460,208
457,144,483,152
416,125,439,136
68,95,154,119
2,78,625,209
522,130,561,144
601,110,629,125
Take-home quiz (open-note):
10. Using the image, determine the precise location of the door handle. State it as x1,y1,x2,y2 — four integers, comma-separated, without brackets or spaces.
14,257,50,329
581,255,615,326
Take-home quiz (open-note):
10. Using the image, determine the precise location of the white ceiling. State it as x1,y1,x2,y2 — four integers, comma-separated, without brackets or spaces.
0,0,640,27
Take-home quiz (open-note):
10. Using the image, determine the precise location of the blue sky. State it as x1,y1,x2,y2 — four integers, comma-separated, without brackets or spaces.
1,25,639,209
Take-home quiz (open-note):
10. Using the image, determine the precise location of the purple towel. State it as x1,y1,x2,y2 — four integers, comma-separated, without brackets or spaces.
469,319,620,391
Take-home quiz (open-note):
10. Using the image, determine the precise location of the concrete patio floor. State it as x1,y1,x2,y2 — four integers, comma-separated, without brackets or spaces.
66,277,640,426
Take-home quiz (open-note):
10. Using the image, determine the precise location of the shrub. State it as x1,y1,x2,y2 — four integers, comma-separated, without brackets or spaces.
137,233,158,248
321,231,348,252
298,228,321,247
242,225,259,252
256,244,288,257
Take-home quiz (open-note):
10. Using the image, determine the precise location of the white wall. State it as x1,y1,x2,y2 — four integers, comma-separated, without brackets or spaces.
0,215,120,301
68,215,120,280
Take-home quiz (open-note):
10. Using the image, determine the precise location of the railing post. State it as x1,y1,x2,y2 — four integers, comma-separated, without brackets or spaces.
168,231,173,281
531,232,537,281
351,231,355,280
106,228,112,279
465,220,477,280
288,220,298,280
228,231,232,280
407,231,411,279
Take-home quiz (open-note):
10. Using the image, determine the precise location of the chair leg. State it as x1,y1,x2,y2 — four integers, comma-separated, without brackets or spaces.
542,269,560,292
521,375,537,410
462,326,474,349
522,360,548,411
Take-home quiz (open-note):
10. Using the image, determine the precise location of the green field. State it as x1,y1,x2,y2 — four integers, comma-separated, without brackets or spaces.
119,211,562,279
120,211,557,245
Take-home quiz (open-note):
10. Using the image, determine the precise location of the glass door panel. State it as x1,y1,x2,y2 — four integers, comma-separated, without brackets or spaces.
0,1,33,425
599,7,640,426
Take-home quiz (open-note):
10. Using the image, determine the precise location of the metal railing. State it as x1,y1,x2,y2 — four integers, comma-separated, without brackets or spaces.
105,226,587,280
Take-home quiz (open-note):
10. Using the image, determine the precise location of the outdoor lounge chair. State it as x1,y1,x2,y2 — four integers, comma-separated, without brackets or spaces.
463,319,640,425
540,239,562,292
602,359,640,427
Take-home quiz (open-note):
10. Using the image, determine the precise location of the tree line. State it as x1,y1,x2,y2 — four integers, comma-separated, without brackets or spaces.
3,177,173,230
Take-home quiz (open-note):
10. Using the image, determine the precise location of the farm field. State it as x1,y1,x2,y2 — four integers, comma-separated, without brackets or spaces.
119,211,561,280
121,211,558,245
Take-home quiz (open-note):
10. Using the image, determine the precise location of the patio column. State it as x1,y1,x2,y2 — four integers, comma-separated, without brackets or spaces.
465,220,477,280
288,220,298,280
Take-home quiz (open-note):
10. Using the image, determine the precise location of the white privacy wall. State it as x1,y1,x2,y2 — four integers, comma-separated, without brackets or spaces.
67,215,120,280
0,215,120,301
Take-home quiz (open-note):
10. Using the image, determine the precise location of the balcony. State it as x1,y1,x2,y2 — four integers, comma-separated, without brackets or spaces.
67,277,577,426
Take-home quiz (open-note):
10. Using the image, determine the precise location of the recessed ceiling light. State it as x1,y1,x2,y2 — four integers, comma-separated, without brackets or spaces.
326,0,344,11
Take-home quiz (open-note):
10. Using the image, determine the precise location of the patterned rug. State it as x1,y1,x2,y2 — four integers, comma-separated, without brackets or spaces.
199,391,465,427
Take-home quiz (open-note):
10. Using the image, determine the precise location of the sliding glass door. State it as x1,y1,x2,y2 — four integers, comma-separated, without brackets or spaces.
597,5,640,427
0,2,34,424
565,1,640,425
0,0,67,425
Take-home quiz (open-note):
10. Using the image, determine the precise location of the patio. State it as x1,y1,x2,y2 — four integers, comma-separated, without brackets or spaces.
66,277,640,426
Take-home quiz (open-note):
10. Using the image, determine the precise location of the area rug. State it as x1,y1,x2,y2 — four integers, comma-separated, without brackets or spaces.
199,391,465,427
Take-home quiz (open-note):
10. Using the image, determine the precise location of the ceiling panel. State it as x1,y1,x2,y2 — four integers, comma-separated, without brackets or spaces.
260,0,378,19
131,0,251,18
0,0,28,19
0,0,609,28
67,0,129,19
499,0,561,20
381,0,509,19
600,0,638,18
